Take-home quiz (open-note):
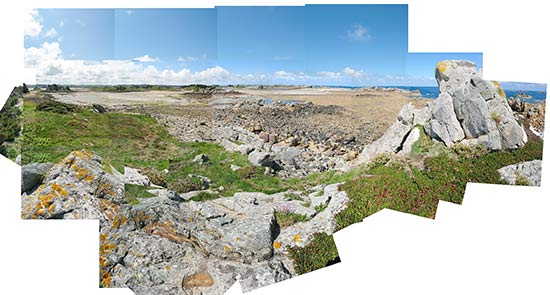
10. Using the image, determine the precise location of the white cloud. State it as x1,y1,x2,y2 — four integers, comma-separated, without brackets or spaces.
24,42,237,85
44,28,58,38
177,54,207,63
317,71,342,80
346,24,371,42
342,66,366,79
126,10,134,16
24,9,43,37
24,43,431,86
24,42,62,68
58,21,64,28
134,55,158,63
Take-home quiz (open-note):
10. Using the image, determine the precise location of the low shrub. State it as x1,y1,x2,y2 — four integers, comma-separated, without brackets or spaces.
274,210,310,228
140,167,167,187
167,177,203,194
36,99,81,114
236,165,259,179
289,233,340,275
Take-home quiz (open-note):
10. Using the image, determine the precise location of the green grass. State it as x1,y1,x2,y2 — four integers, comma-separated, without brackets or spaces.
21,99,291,198
288,233,340,275
124,184,155,205
274,210,311,228
189,192,219,202
314,203,327,213
335,139,544,230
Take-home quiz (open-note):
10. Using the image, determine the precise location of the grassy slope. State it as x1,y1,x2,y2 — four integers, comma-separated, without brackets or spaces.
22,99,289,197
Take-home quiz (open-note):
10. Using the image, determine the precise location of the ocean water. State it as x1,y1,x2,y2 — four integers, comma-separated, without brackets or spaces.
382,86,547,102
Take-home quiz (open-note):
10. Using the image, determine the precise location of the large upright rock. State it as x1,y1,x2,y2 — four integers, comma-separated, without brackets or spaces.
357,60,528,164
358,103,416,163
424,92,465,146
435,60,480,93
435,60,526,150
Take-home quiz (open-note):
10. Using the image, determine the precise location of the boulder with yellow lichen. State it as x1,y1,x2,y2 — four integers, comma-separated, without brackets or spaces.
20,149,349,294
21,149,125,220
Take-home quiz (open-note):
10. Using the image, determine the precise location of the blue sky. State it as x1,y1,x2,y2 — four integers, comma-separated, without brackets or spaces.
24,5,530,88
305,5,408,75
25,9,115,60
114,9,217,72
217,6,304,75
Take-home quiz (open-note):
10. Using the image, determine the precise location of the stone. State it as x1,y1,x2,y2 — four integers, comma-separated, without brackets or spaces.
285,136,299,147
358,103,415,163
15,154,21,165
498,160,542,186
188,174,211,189
183,271,214,288
435,60,480,94
21,150,353,294
400,126,421,155
435,61,526,150
21,150,125,220
193,153,209,164
230,164,241,171
124,167,151,186
21,162,52,193
424,92,465,146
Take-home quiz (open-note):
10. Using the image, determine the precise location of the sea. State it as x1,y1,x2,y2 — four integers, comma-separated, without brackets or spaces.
328,85,547,102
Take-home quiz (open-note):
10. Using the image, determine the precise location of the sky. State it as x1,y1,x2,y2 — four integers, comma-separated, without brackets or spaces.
23,5,541,89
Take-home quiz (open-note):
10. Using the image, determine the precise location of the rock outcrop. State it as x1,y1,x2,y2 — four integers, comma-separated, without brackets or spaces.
22,150,348,295
358,60,528,163
498,160,542,186
21,150,125,220
21,162,52,194
214,126,350,177
358,103,416,163
424,92,464,147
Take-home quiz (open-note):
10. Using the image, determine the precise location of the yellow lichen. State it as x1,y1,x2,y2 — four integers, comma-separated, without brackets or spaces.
223,245,231,252
273,241,281,249
99,243,116,255
294,234,301,243
165,265,171,270
51,183,68,198
112,215,128,229
492,81,507,99
437,61,447,74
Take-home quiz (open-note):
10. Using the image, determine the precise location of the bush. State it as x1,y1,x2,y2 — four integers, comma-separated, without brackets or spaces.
36,99,81,114
167,177,203,193
140,167,167,187
46,84,71,92
0,86,23,157
289,233,340,275
236,165,259,179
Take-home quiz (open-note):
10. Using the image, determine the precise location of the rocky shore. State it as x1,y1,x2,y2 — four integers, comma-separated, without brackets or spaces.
15,59,545,295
